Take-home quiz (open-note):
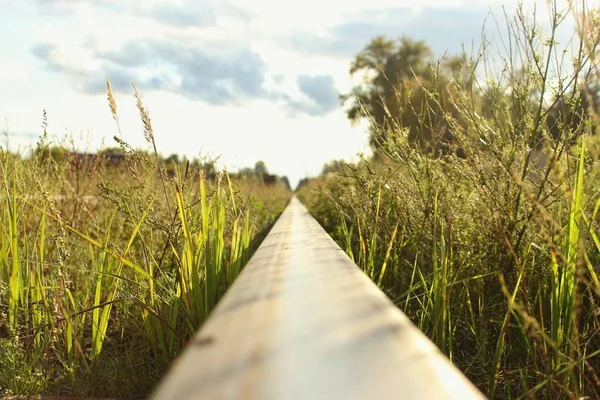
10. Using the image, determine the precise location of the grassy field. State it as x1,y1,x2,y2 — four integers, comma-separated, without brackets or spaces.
4,2,600,399
0,87,291,397
298,4,600,399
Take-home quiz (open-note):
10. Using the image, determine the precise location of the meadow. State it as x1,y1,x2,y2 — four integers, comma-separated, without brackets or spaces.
298,3,600,399
3,2,600,399
0,85,291,397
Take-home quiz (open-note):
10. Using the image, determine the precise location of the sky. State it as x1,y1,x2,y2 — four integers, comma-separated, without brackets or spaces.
0,0,585,188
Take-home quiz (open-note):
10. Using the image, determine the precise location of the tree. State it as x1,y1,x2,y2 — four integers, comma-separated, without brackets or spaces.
281,176,291,191
545,81,600,147
33,144,68,163
321,159,346,176
341,36,473,157
341,37,432,148
254,160,268,176
238,167,255,178
165,153,180,165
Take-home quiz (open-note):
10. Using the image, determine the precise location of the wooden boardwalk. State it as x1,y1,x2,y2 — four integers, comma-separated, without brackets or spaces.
150,197,485,399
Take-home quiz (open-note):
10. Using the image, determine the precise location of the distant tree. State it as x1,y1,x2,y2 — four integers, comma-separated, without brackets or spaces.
254,160,268,176
49,146,68,162
100,147,124,156
33,144,68,163
545,81,600,147
201,160,217,177
341,36,474,157
165,153,180,165
441,53,475,91
238,167,255,178
190,158,201,169
281,176,291,191
341,36,432,146
295,178,310,192
321,159,346,176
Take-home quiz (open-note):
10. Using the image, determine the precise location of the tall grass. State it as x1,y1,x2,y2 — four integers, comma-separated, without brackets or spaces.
0,84,290,397
298,2,600,398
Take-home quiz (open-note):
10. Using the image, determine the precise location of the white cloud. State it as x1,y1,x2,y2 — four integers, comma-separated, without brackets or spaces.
0,0,584,188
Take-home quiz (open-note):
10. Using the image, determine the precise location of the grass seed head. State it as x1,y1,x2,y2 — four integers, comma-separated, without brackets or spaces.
106,79,118,122
132,82,154,145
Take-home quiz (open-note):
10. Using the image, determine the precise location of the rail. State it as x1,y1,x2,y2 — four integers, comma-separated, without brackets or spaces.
150,196,486,400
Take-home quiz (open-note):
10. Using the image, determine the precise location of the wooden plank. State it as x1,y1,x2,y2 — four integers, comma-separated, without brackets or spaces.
151,196,486,400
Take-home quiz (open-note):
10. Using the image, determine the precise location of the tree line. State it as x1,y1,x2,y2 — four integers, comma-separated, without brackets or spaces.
26,144,291,190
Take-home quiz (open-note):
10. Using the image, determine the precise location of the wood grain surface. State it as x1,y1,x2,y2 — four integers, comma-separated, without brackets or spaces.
150,196,486,400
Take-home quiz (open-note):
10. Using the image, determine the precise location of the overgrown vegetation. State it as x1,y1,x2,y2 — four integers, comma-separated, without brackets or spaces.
0,83,291,397
299,2,600,398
